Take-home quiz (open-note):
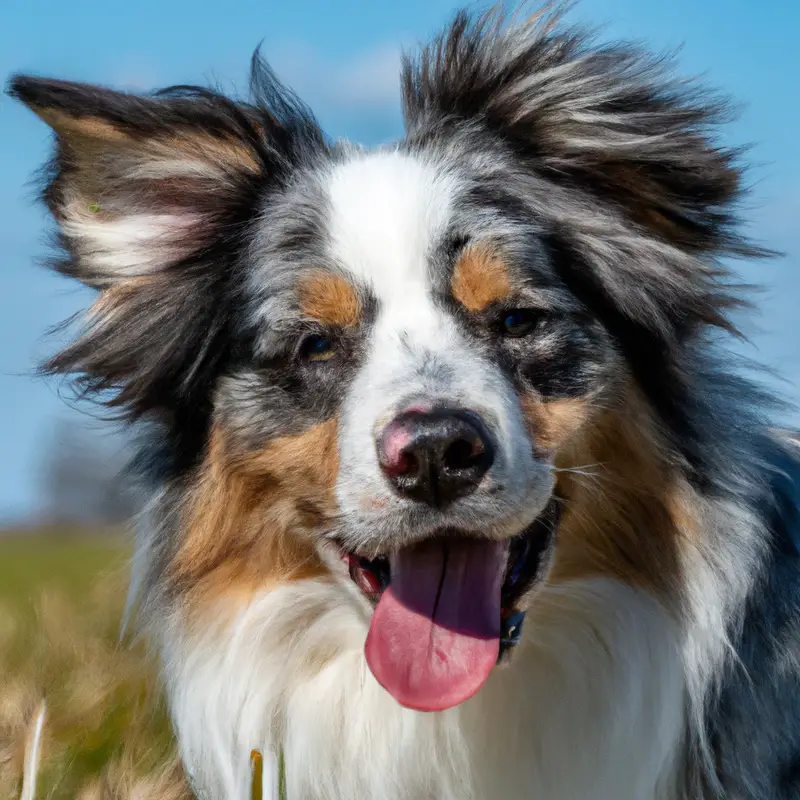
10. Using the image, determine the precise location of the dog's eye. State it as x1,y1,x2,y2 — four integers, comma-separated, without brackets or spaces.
501,309,540,338
300,334,337,363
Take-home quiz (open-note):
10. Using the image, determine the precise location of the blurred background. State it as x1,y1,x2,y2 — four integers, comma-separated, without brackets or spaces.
0,0,797,796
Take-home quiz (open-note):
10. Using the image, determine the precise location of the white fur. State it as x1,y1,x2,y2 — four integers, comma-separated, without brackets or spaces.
163,576,687,800
63,195,203,278
325,149,455,306
20,701,47,800
674,494,768,789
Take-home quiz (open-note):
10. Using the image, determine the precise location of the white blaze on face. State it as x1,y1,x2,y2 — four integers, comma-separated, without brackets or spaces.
326,150,461,413
324,150,547,534
326,149,453,341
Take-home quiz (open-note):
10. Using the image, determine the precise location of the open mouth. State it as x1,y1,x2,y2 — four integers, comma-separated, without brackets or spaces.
338,499,561,712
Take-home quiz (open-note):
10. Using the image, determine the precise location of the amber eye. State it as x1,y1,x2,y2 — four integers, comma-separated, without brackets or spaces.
300,334,337,363
501,309,540,338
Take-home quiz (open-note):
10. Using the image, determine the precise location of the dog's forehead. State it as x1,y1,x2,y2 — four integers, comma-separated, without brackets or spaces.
323,150,460,305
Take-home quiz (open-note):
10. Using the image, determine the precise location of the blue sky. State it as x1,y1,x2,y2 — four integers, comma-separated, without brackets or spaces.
1,0,798,523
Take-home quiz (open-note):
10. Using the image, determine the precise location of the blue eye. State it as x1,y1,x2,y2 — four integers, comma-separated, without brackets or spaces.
301,334,337,362
502,309,539,338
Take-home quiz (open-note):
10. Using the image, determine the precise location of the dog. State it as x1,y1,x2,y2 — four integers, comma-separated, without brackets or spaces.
10,6,800,798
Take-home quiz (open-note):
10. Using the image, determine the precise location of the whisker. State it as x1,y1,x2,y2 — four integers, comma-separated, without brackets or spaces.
551,462,605,476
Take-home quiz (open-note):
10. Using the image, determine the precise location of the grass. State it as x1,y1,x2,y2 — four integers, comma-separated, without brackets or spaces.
0,532,128,609
0,530,190,799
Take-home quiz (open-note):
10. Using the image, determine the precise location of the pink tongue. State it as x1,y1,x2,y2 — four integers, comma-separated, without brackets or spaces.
365,538,507,712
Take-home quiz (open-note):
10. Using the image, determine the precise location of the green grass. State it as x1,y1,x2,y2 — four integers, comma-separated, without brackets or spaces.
0,530,189,799
0,531,129,609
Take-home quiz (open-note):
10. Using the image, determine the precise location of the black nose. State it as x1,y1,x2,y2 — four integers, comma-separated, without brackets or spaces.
376,408,495,507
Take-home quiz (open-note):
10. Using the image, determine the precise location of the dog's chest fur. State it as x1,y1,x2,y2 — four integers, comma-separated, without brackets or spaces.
164,577,687,800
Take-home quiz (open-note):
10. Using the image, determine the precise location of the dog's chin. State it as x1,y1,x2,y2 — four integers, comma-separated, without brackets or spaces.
327,499,561,712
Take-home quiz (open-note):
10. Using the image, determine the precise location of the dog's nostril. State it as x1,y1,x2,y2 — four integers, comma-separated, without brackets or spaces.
443,437,484,471
395,449,418,478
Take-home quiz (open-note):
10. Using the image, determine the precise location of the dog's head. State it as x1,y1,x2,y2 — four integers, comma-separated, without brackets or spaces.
9,9,754,711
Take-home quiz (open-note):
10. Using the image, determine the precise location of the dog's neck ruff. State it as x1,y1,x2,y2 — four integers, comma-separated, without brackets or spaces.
165,575,688,800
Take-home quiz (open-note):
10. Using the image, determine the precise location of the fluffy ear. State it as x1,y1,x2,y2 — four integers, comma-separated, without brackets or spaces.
403,9,747,253
402,9,769,340
8,65,326,419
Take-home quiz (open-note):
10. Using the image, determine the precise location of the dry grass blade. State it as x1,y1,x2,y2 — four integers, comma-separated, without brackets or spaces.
19,700,46,800
251,749,263,800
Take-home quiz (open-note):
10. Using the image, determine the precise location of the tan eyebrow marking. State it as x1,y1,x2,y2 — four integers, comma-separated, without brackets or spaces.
451,242,513,312
298,270,362,328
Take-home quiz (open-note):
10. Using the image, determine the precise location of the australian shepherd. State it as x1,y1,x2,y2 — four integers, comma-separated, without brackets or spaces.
10,6,800,799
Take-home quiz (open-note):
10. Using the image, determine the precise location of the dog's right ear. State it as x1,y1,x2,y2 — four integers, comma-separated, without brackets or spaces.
8,68,326,418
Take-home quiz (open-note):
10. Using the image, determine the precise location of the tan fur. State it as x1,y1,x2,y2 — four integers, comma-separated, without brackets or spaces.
32,108,128,141
30,107,262,177
298,271,362,328
156,132,263,175
520,395,591,456
520,384,695,597
549,387,693,596
451,243,513,311
170,420,339,612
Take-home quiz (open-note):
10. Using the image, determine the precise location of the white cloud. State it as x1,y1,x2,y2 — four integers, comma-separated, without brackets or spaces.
108,59,161,92
267,40,403,112
331,44,402,107
93,40,405,115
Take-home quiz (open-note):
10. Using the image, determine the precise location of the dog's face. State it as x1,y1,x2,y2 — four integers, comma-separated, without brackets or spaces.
10,10,748,712
242,147,610,550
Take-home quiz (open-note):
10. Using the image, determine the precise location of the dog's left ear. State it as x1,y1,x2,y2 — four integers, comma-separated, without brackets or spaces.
8,71,325,418
403,10,747,257
403,10,768,341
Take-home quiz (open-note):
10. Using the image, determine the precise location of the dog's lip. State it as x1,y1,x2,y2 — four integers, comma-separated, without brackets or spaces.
333,526,497,560
333,499,561,611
